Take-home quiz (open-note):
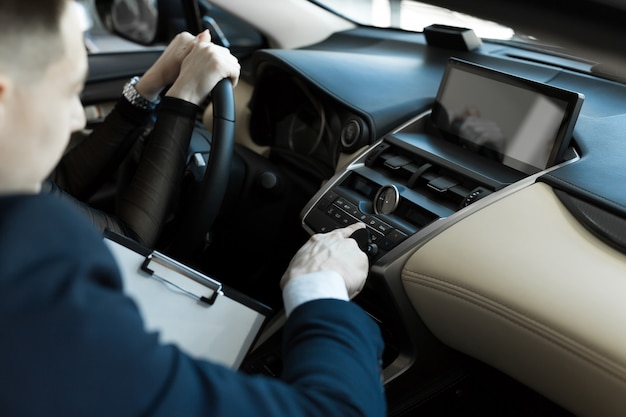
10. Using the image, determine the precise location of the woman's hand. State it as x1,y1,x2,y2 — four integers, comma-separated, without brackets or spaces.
165,31,241,105
134,31,203,102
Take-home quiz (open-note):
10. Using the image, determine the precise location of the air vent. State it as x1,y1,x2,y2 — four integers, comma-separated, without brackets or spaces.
365,143,492,210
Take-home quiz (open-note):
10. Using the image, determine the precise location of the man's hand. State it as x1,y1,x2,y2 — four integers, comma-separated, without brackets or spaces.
280,223,369,298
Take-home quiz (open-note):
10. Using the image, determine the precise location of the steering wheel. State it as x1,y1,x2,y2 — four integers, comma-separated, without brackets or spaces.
176,78,235,258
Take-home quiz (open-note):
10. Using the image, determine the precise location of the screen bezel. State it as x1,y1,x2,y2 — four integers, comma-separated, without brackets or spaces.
430,58,584,174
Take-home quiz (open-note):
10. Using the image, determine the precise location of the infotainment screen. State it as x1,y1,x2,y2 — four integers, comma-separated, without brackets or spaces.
430,58,584,174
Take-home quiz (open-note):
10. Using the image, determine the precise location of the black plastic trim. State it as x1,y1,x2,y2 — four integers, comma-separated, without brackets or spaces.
554,189,626,255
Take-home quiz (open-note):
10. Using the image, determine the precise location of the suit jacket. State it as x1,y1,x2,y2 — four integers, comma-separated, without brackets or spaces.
0,194,386,417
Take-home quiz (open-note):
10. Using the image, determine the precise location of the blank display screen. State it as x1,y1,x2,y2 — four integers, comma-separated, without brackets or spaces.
430,58,584,174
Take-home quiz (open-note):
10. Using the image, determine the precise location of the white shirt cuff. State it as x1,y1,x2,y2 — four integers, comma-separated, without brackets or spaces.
282,271,349,317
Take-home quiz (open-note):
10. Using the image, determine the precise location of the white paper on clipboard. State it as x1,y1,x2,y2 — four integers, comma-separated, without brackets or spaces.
103,231,271,370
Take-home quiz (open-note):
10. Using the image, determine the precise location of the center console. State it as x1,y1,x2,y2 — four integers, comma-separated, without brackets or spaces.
243,57,584,385
236,57,589,417
301,129,526,263
302,57,584,262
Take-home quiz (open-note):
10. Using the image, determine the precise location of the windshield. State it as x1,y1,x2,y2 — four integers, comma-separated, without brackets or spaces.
312,0,515,40
310,0,626,75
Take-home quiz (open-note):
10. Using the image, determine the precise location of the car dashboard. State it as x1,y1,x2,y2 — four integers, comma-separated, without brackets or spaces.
242,26,626,417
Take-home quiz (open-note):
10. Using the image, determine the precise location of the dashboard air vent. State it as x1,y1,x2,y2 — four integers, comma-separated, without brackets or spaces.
365,143,492,210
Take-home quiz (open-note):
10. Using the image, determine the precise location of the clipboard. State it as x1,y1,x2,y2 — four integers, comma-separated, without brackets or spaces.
103,230,272,370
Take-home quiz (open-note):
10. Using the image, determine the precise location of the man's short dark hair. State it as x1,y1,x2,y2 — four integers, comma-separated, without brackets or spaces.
0,0,70,80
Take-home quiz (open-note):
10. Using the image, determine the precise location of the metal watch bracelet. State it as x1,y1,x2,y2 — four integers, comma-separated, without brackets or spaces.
122,76,160,110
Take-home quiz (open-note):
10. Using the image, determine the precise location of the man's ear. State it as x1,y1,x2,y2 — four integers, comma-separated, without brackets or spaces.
0,74,13,124
0,73,13,112
0,74,12,101
0,77,6,126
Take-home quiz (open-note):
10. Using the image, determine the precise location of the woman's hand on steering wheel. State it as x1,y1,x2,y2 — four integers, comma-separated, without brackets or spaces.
165,30,240,106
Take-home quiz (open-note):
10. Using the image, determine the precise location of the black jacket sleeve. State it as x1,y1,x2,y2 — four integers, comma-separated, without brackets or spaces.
52,98,154,200
48,96,200,247
116,96,200,246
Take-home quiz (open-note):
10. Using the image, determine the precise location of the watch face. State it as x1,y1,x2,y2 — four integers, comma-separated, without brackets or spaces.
374,185,399,215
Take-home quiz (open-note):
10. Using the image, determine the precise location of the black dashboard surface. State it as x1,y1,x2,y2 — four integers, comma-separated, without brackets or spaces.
250,27,626,248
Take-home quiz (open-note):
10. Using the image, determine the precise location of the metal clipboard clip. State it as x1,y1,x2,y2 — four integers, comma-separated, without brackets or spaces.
141,250,223,306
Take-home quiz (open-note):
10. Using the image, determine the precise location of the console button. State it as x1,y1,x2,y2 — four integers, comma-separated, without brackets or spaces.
323,190,339,202
386,229,408,244
353,211,369,222
366,216,393,235
305,210,338,233
335,198,356,214
316,199,332,211
327,206,352,226
369,230,383,243
379,239,397,251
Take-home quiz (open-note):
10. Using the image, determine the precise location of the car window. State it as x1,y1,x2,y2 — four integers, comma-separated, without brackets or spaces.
78,0,266,58
77,0,153,53
198,1,267,59
311,0,514,40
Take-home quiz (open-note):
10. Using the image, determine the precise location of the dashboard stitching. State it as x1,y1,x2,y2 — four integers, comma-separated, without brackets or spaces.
543,174,626,212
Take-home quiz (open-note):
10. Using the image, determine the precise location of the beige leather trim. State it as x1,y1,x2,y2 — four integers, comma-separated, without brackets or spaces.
402,182,626,417
208,0,356,49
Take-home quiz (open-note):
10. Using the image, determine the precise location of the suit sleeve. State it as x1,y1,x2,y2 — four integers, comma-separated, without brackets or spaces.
0,195,386,417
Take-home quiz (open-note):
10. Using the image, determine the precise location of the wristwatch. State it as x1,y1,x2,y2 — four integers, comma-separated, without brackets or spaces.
122,76,160,110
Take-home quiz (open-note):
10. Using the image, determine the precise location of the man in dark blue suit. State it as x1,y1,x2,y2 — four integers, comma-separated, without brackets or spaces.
0,1,386,416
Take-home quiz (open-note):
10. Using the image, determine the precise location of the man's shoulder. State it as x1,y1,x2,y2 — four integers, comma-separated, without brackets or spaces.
0,193,97,231
0,192,121,293
0,192,77,216
0,193,110,264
